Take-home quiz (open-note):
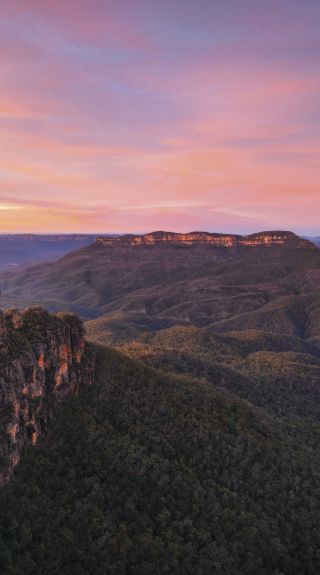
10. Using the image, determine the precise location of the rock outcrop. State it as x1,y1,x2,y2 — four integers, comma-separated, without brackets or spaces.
94,230,313,249
0,307,95,485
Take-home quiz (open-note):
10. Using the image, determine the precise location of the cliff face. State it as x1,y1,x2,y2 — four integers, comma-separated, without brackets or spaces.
94,230,313,249
0,307,95,485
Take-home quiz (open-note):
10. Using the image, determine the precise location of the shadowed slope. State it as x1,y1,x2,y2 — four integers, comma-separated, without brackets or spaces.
86,322,320,421
0,232,319,322
1,345,320,574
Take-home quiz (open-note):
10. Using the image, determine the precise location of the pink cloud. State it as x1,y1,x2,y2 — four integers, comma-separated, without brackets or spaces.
0,1,319,234
0,1,153,50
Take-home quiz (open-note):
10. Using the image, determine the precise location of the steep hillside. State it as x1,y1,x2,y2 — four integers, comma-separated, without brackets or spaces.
1,345,320,574
212,291,320,340
86,321,320,421
0,307,95,485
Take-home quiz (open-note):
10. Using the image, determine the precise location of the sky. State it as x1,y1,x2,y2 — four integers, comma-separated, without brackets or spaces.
0,0,319,234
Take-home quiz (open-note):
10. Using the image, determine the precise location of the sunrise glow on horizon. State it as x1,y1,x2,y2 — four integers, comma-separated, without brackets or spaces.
0,1,319,235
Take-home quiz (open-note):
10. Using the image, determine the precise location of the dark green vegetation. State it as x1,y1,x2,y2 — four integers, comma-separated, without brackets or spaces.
1,345,320,574
86,324,320,421
1,234,320,573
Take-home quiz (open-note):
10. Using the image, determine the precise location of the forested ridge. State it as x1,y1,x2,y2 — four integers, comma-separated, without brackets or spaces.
1,240,320,574
96,325,320,422
1,345,320,574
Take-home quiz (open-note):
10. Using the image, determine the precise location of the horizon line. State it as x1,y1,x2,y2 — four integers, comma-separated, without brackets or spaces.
0,229,319,238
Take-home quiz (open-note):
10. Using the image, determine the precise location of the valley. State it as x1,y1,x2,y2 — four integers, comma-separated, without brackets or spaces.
2,1,319,572
0,235,113,271
1,230,320,573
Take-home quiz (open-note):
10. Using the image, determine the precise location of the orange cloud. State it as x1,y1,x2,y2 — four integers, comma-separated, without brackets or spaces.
0,1,319,234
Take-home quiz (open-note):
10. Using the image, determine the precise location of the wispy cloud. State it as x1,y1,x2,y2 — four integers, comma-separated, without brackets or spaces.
0,0,319,233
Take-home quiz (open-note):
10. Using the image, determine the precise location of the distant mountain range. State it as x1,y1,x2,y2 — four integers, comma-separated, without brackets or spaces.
0,232,317,272
0,234,114,270
96,229,314,248
0,229,319,324
305,236,320,247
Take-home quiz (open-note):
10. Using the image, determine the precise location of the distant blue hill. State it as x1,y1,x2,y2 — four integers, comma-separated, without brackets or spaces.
304,236,320,247
0,234,112,270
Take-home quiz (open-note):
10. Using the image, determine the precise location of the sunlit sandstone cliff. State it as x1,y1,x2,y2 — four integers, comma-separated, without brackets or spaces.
0,307,95,485
95,231,313,249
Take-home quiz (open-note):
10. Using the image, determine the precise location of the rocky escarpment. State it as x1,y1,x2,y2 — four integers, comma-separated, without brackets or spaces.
0,307,95,485
94,230,314,249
